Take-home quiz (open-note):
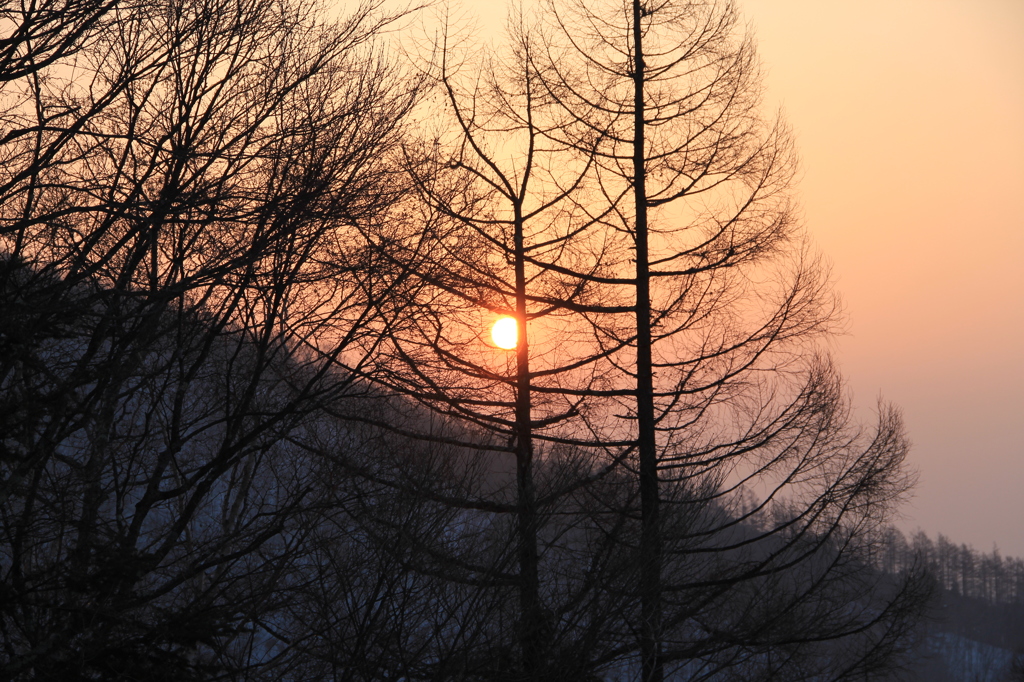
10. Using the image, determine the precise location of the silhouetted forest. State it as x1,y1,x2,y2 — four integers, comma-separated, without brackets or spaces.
876,530,1024,608
868,529,1024,681
0,0,1011,680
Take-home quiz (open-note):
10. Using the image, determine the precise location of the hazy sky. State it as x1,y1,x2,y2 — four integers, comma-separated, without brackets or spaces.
741,0,1024,556
394,0,1024,556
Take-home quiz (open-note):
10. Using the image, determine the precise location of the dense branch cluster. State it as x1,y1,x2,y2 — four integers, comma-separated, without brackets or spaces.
0,0,935,680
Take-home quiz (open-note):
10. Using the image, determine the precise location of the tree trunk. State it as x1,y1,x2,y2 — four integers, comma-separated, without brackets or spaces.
513,203,543,675
632,2,663,681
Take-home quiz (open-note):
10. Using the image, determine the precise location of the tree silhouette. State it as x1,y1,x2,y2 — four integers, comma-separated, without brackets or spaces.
0,0,419,676
0,0,934,678
523,0,930,678
354,12,637,676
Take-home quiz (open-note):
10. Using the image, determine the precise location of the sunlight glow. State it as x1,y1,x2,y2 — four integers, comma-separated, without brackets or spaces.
491,316,518,350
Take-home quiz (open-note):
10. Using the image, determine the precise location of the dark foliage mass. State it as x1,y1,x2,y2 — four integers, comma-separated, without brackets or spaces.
0,0,940,680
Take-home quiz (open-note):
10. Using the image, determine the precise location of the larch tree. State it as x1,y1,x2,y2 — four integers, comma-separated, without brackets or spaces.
525,0,930,679
354,10,642,678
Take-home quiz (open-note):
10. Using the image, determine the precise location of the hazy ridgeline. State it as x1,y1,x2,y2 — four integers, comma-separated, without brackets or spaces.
868,529,1024,682
873,529,1024,608
0,0,968,680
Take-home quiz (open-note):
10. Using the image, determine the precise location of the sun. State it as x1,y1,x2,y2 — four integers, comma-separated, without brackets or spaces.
491,316,518,350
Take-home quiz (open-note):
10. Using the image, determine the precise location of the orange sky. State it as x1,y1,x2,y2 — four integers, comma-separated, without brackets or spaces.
743,0,1024,556
390,0,1024,556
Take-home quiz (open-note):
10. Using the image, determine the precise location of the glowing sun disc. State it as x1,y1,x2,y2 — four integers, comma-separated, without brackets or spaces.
491,316,518,350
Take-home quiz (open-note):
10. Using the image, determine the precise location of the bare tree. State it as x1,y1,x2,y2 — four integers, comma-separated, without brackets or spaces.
0,0,419,677
347,10,645,677
0,0,932,678
519,0,931,678
0,0,118,82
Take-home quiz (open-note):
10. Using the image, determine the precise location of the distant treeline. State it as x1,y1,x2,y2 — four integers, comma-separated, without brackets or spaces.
876,528,1024,606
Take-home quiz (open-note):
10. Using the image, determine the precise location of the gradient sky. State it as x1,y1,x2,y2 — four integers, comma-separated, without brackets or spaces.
397,0,1024,556
742,0,1024,556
